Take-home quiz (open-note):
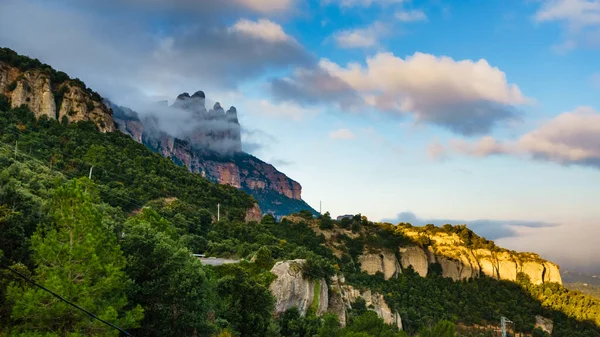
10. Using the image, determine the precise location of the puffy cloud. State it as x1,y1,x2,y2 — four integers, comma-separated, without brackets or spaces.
272,52,528,135
270,68,364,110
451,106,600,168
0,0,312,107
235,0,296,14
331,22,388,48
329,128,356,140
383,211,558,240
395,9,427,22
229,19,295,43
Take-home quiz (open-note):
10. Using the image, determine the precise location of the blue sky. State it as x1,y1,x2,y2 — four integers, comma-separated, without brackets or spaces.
1,0,599,271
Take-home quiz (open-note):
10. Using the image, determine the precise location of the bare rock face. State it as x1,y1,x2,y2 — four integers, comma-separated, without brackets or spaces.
57,84,115,132
0,61,114,132
543,262,562,284
245,203,263,223
358,251,401,280
535,316,553,335
437,256,462,281
399,227,563,285
269,260,328,316
399,246,429,277
9,71,55,119
269,261,403,330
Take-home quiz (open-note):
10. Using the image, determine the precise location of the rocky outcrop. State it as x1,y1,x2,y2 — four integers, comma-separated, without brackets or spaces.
57,84,115,132
245,203,263,223
269,260,328,316
398,228,563,285
340,283,402,330
358,251,401,280
0,60,114,132
535,316,553,335
269,261,403,330
399,246,429,277
110,96,316,217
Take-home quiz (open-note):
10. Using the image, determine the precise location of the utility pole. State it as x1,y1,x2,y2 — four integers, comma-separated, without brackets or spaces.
217,203,220,222
501,316,513,337
319,201,322,215
88,166,94,179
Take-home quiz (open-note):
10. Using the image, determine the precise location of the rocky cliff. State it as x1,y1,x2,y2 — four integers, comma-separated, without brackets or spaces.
269,260,403,330
109,96,316,217
0,48,114,132
0,47,315,218
297,218,563,285
397,227,563,284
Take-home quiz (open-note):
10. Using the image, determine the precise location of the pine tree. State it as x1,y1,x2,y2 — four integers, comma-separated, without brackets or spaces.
7,178,143,336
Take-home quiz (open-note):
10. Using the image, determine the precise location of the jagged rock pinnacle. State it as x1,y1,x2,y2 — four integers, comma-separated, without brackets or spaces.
176,92,190,100
192,90,205,99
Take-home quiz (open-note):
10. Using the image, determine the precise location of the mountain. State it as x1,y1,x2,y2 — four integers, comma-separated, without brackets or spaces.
0,47,317,218
107,95,317,217
2,46,600,337
0,48,114,132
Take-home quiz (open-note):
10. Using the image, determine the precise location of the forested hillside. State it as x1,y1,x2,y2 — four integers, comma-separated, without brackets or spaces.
2,99,600,337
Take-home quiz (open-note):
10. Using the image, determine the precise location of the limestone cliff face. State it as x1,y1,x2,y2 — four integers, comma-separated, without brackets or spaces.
358,251,401,280
269,260,402,330
0,60,114,132
110,96,316,217
399,246,429,277
57,84,115,132
244,203,263,223
395,228,563,285
269,260,328,316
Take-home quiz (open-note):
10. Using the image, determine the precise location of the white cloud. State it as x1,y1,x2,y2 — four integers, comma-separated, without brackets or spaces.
331,21,388,48
329,128,356,140
235,0,296,13
535,0,600,29
313,52,528,135
395,9,427,22
450,106,600,168
229,19,294,43
247,99,319,121
533,0,600,50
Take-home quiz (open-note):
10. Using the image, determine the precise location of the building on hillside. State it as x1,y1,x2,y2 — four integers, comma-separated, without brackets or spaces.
337,214,354,221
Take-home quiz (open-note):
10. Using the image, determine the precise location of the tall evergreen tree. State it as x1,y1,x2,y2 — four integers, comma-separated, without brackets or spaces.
6,178,143,336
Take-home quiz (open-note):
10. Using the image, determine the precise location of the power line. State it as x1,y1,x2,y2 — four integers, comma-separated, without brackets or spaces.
0,263,135,337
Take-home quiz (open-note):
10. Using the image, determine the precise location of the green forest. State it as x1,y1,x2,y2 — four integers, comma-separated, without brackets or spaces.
1,95,600,337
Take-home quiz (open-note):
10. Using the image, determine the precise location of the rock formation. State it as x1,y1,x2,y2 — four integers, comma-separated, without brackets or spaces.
0,60,114,132
109,95,316,217
269,260,328,316
360,228,564,285
269,260,403,330
358,251,402,280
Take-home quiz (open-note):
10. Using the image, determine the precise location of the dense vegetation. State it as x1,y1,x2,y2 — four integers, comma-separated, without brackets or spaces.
2,92,600,335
